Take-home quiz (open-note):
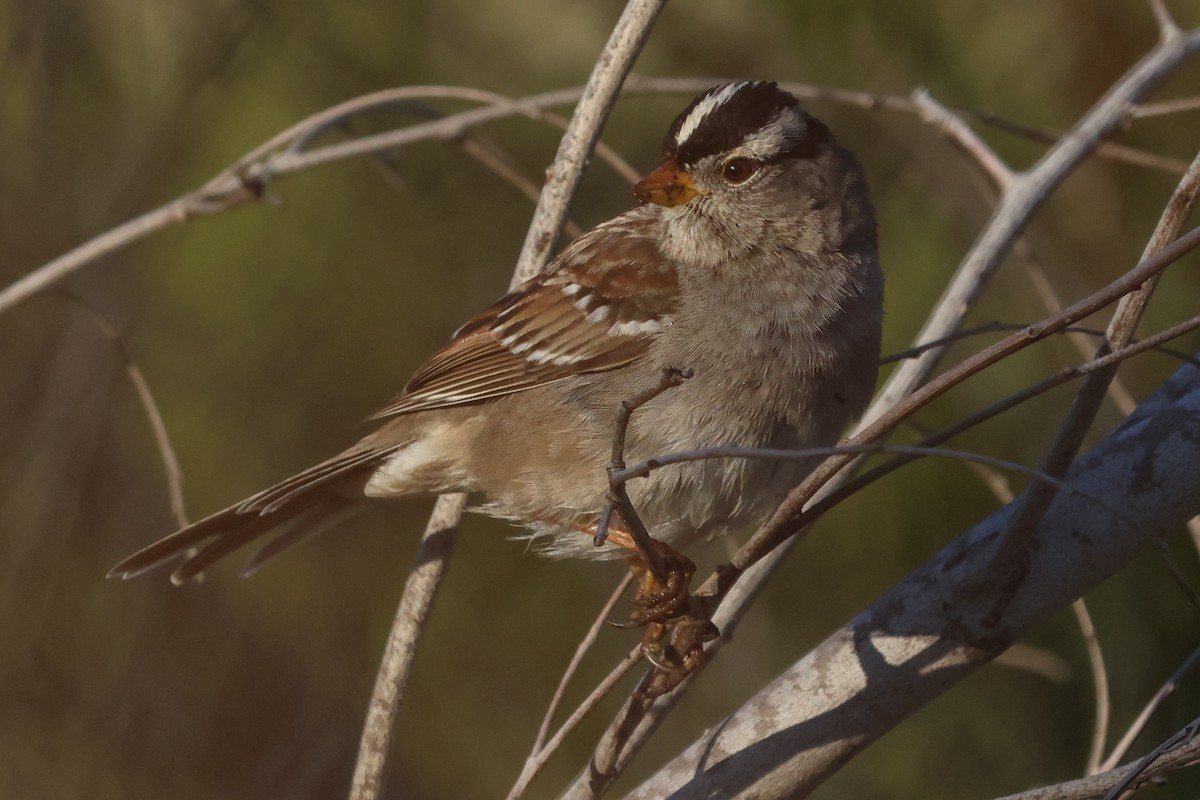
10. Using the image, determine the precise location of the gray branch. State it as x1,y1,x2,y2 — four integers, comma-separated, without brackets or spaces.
347,2,667,799
621,356,1200,799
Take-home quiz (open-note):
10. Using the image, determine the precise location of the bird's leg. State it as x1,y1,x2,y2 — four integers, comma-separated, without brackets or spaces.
583,522,718,696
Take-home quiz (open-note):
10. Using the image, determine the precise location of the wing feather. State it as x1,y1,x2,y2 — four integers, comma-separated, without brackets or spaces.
371,210,677,420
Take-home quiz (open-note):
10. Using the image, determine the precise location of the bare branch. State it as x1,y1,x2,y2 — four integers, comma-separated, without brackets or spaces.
348,493,466,800
869,26,1200,426
991,148,1200,593
1074,601,1112,776
1133,95,1200,117
1101,715,1199,800
511,0,668,279
509,598,640,800
348,4,667,799
786,309,1200,551
913,87,1015,190
49,292,189,529
1100,645,1200,771
618,357,1200,800
534,573,635,754
997,721,1200,800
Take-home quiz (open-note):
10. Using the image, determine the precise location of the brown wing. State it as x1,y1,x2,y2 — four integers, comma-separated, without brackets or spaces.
371,211,678,419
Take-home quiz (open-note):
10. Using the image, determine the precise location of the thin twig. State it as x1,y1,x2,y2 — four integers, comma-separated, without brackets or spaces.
964,107,1192,175
595,367,692,579
1133,95,1200,117
458,136,585,239
789,310,1200,549
48,292,189,529
532,573,635,755
996,721,1200,800
609,443,1148,537
1102,715,1200,800
1100,644,1200,771
1018,243,1138,415
738,224,1200,572
1074,601,1112,776
508,632,642,800
990,148,1200,599
913,88,1015,190
878,321,1193,367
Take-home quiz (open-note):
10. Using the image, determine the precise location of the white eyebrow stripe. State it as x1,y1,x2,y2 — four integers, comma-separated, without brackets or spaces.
736,109,803,159
675,82,749,147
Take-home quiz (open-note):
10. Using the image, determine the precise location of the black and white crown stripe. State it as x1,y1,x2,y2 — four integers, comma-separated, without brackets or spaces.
666,81,829,167
673,81,748,148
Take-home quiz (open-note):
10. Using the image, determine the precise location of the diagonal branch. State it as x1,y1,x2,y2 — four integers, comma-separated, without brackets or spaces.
346,3,668,799
990,149,1200,586
620,355,1200,800
997,719,1200,800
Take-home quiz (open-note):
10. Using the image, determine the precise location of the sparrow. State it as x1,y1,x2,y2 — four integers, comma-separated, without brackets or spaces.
110,81,884,591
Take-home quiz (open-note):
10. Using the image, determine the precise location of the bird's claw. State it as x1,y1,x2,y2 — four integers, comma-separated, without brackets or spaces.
638,615,719,697
629,543,695,625
628,542,719,698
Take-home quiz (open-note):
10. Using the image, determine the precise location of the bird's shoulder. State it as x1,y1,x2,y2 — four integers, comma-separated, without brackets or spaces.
370,206,680,419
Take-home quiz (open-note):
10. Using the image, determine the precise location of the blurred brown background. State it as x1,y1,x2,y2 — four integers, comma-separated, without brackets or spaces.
2,1,1200,798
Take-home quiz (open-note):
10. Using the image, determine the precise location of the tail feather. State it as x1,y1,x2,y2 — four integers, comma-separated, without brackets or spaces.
110,446,395,582
237,449,385,515
240,501,362,577
168,497,349,585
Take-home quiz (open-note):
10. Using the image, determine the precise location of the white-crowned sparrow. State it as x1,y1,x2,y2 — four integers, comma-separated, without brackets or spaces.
111,81,884,587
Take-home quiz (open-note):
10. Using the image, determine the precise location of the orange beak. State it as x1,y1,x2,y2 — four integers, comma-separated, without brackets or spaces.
633,158,700,207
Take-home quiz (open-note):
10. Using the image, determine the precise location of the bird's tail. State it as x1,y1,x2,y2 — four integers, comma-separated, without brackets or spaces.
110,445,397,585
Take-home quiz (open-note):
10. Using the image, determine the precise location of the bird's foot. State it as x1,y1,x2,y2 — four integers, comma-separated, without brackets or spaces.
628,541,719,697
629,541,695,624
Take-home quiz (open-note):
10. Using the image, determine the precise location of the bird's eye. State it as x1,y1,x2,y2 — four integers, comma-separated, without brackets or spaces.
721,157,757,184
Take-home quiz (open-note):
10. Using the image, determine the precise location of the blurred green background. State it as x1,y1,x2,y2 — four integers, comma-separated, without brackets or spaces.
2,1,1200,798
